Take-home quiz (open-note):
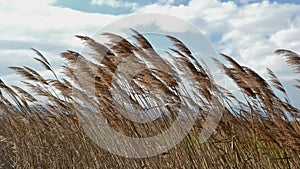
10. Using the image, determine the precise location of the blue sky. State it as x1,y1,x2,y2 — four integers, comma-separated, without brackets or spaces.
0,0,299,108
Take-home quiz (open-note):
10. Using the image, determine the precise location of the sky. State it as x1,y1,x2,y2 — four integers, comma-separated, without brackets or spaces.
0,0,299,108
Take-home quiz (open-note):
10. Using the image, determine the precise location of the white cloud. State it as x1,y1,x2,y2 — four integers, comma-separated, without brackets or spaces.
158,0,175,5
0,0,55,11
270,27,300,50
0,0,122,90
238,0,260,4
91,0,138,9
0,1,122,50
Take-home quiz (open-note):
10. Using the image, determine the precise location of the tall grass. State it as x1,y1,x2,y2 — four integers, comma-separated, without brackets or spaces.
0,30,299,168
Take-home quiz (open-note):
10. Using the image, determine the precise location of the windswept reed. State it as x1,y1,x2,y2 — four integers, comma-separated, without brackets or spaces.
0,31,299,168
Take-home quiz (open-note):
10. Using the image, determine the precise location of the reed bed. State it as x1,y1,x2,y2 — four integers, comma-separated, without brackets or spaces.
0,30,299,168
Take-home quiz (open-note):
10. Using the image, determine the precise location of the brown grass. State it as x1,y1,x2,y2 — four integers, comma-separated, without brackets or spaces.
0,30,299,168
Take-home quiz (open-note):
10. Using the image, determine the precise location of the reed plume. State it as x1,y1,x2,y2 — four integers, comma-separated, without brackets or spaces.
0,30,299,168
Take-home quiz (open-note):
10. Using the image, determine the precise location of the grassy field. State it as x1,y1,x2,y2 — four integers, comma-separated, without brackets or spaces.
0,31,299,168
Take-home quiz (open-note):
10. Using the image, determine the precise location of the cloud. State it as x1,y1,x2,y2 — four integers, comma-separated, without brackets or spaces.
0,0,55,11
91,0,138,9
158,0,175,5
0,0,122,87
270,27,300,50
136,0,300,69
237,0,260,4
0,1,122,49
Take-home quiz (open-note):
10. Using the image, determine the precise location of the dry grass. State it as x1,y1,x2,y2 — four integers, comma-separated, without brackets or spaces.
0,30,299,168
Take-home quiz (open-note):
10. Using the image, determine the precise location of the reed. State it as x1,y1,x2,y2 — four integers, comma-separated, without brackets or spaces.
0,31,299,168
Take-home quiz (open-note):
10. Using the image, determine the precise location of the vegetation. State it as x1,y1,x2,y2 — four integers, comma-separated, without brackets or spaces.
0,30,299,168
